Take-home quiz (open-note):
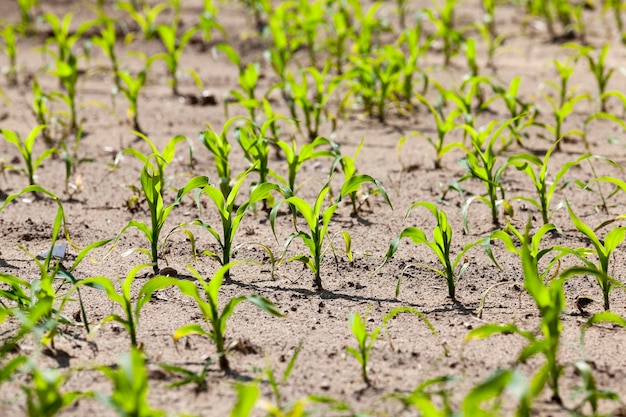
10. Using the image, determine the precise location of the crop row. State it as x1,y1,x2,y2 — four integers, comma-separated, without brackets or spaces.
3,0,626,416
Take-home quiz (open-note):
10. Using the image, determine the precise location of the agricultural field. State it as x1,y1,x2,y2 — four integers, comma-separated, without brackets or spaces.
4,0,626,415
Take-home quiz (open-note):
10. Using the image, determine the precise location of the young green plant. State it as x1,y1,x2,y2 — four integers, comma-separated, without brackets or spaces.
217,44,262,122
282,64,341,141
116,0,168,40
155,23,199,96
336,138,393,216
346,309,380,386
75,264,178,348
424,0,465,65
96,348,165,416
117,53,157,135
485,76,537,148
0,24,18,85
566,42,614,112
171,263,284,372
507,139,603,225
468,220,568,404
560,201,626,311
44,12,93,133
271,179,369,291
411,92,464,169
2,125,56,186
199,117,247,198
188,165,279,282
457,119,514,232
22,366,84,417
91,19,123,94
378,201,480,300
122,157,208,275
273,135,340,196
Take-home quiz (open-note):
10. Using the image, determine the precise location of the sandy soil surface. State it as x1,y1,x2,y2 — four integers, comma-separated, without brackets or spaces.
2,0,626,415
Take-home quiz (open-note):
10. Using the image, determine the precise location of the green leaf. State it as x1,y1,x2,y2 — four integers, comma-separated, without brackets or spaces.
245,294,284,317
230,383,259,417
173,323,212,343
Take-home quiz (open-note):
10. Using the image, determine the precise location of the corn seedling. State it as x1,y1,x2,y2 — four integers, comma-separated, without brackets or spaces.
346,309,380,386
75,264,177,348
291,0,326,68
468,220,568,404
235,122,274,187
411,93,464,169
438,76,491,130
16,0,39,34
31,78,59,145
483,222,565,297
336,138,393,216
507,139,600,225
457,119,514,232
265,339,303,410
188,166,279,282
271,182,350,291
396,20,432,110
389,376,455,415
200,117,248,198
481,0,497,37
559,202,626,311
424,0,465,65
123,133,189,198
2,125,56,186
462,369,533,415
198,0,225,44
282,64,340,141
344,45,402,123
264,2,295,83
155,23,199,96
97,348,165,416
378,202,480,300
117,53,157,135
23,366,84,417
217,44,262,122
571,360,621,414
116,0,168,40
158,360,211,393
91,19,123,94
350,1,386,57
325,1,353,75
171,263,284,372
0,24,18,85
121,157,208,274
475,21,506,70
49,51,80,134
603,0,625,42
231,382,259,417
0,186,93,349
273,136,340,197
485,76,537,148
538,64,588,151
43,12,93,133
567,43,614,112
523,0,575,40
